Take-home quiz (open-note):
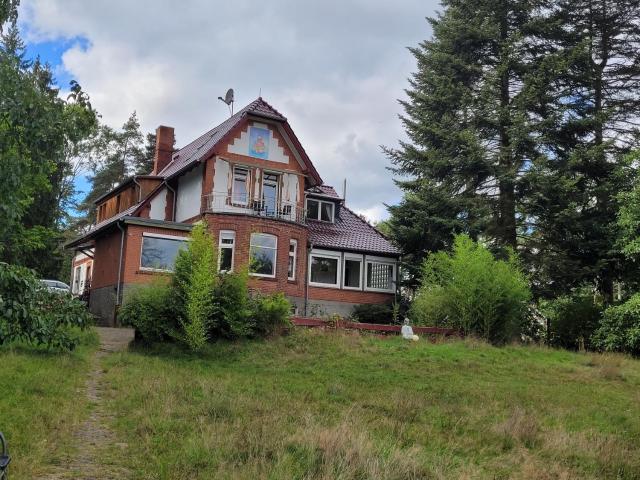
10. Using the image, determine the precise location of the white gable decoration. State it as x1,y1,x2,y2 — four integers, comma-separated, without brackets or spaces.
228,122,289,164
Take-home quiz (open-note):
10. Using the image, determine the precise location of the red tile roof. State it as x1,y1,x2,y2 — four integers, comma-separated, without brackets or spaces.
307,185,340,198
308,204,399,256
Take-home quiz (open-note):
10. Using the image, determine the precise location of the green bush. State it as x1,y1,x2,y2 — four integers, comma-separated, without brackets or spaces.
539,288,603,350
411,234,531,344
174,222,218,351
118,281,176,344
592,294,640,356
0,262,92,350
251,292,292,336
351,303,394,324
214,270,253,338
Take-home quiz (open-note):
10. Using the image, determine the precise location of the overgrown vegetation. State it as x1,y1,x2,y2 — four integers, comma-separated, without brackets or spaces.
411,235,530,344
593,294,640,356
99,332,640,479
351,303,395,324
0,262,92,350
118,223,291,350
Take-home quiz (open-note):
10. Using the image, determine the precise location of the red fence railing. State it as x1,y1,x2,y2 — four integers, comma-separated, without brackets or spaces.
291,317,459,337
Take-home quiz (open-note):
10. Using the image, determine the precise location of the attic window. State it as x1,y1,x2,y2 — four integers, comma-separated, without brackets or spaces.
306,199,334,222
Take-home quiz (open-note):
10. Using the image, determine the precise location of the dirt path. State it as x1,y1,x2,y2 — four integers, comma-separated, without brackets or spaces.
40,327,134,480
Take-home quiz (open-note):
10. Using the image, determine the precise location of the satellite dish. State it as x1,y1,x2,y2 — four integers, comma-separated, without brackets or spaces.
217,88,235,116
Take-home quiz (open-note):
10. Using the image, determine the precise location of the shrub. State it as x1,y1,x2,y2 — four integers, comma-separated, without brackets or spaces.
214,271,253,338
539,288,603,350
175,222,218,351
251,292,292,336
592,294,640,356
0,262,92,350
118,281,176,344
411,234,531,344
351,303,394,324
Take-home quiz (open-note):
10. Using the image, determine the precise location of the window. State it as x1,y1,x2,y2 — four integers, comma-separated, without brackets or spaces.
262,172,279,215
73,266,82,294
306,198,335,222
365,258,396,292
288,240,297,280
140,234,187,272
343,255,362,290
218,230,235,272
249,233,277,277
309,251,341,288
232,166,249,205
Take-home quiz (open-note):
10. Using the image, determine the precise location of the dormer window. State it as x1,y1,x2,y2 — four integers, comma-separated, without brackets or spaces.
306,198,334,222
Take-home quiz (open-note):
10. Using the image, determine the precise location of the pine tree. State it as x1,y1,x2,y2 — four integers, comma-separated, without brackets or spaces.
79,112,146,222
386,0,550,286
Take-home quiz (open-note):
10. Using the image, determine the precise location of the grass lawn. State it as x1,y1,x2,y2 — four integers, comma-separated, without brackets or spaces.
0,329,98,479
100,330,640,479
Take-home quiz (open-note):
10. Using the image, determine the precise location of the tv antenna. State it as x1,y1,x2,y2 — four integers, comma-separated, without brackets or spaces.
218,88,234,116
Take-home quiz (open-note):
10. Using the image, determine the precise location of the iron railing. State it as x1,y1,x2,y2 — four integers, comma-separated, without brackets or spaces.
203,193,306,225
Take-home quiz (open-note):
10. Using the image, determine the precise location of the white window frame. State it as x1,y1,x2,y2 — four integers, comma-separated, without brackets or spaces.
288,239,297,281
249,233,278,278
140,232,188,272
364,255,397,293
306,198,335,222
308,249,342,289
73,265,82,294
342,253,364,291
218,230,235,273
232,166,250,206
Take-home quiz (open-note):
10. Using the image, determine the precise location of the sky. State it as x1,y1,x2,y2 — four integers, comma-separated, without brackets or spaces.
18,0,440,222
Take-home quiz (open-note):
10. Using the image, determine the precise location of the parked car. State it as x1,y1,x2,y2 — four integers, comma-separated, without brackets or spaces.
39,279,71,294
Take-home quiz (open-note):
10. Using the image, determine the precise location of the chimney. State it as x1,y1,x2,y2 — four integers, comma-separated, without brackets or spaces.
153,125,174,174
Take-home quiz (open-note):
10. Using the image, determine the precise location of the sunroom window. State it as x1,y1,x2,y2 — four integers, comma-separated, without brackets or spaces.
343,256,362,290
365,260,395,292
309,252,341,287
249,233,277,277
140,234,187,272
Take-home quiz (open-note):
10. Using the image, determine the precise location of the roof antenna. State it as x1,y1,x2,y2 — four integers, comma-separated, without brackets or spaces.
218,88,234,116
343,178,347,202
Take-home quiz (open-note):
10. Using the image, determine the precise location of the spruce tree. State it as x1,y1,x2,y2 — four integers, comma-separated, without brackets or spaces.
524,0,640,300
386,0,549,286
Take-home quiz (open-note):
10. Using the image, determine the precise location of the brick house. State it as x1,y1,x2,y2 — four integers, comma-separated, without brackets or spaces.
67,98,400,326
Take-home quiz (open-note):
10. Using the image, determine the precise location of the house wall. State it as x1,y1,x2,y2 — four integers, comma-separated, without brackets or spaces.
96,184,138,223
149,187,167,220
204,213,308,299
175,165,203,222
71,252,94,294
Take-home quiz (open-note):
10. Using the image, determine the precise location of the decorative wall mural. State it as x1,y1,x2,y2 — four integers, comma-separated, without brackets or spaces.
248,126,270,159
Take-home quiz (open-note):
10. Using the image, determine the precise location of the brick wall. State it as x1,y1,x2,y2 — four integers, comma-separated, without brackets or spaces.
204,213,308,298
307,286,393,305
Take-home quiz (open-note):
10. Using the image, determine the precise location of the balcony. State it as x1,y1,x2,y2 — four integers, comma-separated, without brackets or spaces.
203,193,306,225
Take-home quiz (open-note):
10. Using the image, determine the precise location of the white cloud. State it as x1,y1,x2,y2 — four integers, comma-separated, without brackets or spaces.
19,0,439,218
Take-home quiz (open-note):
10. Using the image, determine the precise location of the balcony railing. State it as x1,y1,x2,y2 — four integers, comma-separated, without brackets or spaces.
203,193,306,225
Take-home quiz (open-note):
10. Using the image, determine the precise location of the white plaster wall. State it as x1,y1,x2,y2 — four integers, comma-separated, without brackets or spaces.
228,122,289,163
149,188,167,220
212,157,230,195
175,165,203,222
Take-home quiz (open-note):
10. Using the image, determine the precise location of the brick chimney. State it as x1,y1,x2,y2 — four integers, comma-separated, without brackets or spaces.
152,125,175,174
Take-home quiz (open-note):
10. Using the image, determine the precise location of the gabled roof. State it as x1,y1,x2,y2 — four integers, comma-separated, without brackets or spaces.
308,203,399,256
157,97,321,183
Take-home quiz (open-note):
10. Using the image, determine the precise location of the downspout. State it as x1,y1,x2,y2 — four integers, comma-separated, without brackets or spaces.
116,222,126,310
164,180,177,221
304,242,313,317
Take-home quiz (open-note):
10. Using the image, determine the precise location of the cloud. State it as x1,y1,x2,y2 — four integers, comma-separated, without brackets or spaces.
19,0,439,222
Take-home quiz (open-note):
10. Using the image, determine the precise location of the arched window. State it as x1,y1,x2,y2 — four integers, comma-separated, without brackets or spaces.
249,233,277,277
